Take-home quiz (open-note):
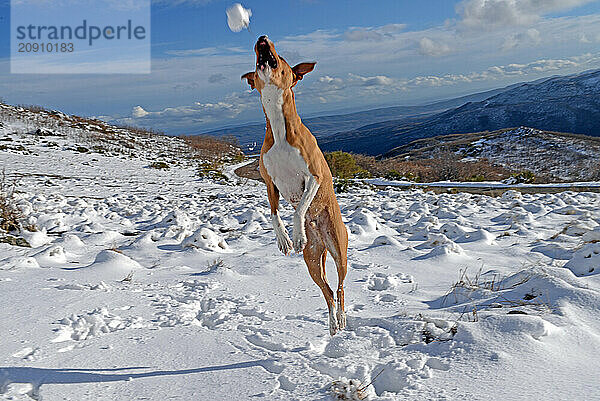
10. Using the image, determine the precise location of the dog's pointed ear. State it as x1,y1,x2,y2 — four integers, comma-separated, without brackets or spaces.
241,72,256,90
292,62,316,83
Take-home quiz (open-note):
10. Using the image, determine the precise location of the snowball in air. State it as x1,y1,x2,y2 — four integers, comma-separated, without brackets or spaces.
226,3,252,32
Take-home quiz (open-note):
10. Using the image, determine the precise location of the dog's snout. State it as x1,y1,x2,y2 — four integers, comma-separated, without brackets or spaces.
255,35,277,70
257,35,269,47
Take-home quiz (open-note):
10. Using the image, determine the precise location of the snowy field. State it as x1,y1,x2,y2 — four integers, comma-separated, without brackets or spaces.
1,127,600,400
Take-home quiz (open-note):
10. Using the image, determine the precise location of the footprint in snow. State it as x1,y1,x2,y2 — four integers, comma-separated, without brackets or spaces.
366,272,413,291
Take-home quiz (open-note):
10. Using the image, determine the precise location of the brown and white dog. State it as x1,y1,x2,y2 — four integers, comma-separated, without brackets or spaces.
242,36,349,336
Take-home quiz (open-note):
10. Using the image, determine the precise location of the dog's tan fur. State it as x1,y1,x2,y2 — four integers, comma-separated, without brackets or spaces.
242,36,349,335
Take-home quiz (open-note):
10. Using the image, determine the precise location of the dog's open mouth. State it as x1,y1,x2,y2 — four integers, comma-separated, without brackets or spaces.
256,37,278,71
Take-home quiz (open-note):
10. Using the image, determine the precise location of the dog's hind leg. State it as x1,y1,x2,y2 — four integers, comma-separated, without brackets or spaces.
303,226,338,336
320,211,348,331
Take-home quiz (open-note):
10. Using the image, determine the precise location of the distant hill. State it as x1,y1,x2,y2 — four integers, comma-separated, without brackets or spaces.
199,83,525,151
386,126,600,181
319,69,600,156
0,102,241,165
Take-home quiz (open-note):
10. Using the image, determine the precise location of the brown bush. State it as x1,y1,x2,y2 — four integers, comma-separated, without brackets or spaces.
18,104,51,113
349,151,512,182
112,123,165,137
590,161,600,181
0,170,22,232
351,153,379,173
183,135,243,162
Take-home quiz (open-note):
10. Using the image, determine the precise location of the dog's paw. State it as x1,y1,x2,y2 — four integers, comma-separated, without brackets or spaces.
328,306,340,336
336,307,347,331
277,232,293,255
292,228,307,253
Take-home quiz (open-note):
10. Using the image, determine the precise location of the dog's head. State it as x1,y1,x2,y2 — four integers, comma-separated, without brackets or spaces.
241,35,315,93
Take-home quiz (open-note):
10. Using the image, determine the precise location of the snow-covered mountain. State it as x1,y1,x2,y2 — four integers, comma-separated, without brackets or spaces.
320,69,600,156
1,104,600,400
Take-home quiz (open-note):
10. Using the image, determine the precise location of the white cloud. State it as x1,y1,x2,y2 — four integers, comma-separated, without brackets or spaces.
319,76,344,86
418,37,453,56
502,28,541,51
406,54,596,87
309,52,599,99
344,29,384,42
378,24,409,34
457,0,598,30
348,73,395,86
165,47,247,57
343,24,407,41
110,91,258,132
166,47,220,57
315,73,398,91
296,73,406,105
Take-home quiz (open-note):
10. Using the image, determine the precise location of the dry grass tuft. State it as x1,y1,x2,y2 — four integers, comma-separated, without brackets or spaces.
442,268,532,304
442,267,518,307
442,267,554,315
121,270,134,282
107,245,124,255
0,170,23,232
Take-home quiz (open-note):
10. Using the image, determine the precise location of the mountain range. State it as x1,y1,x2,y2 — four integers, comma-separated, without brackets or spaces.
320,69,600,156
201,81,534,151
203,69,600,157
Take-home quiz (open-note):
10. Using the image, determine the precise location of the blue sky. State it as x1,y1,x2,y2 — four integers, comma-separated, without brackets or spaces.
1,0,600,134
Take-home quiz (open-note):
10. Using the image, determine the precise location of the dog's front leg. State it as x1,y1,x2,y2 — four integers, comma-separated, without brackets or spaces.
272,213,293,255
293,175,320,253
264,174,293,255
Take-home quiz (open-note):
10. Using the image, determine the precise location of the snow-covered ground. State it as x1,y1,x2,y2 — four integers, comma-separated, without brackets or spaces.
2,126,600,400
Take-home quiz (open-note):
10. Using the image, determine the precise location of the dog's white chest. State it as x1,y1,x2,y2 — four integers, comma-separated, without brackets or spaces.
261,84,311,205
263,142,310,205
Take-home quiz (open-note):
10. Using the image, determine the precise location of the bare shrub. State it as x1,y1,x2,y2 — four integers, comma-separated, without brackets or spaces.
351,153,379,172
18,104,51,113
149,161,170,170
183,135,244,162
347,148,511,182
589,161,600,181
352,151,511,182
112,123,165,137
0,170,23,232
